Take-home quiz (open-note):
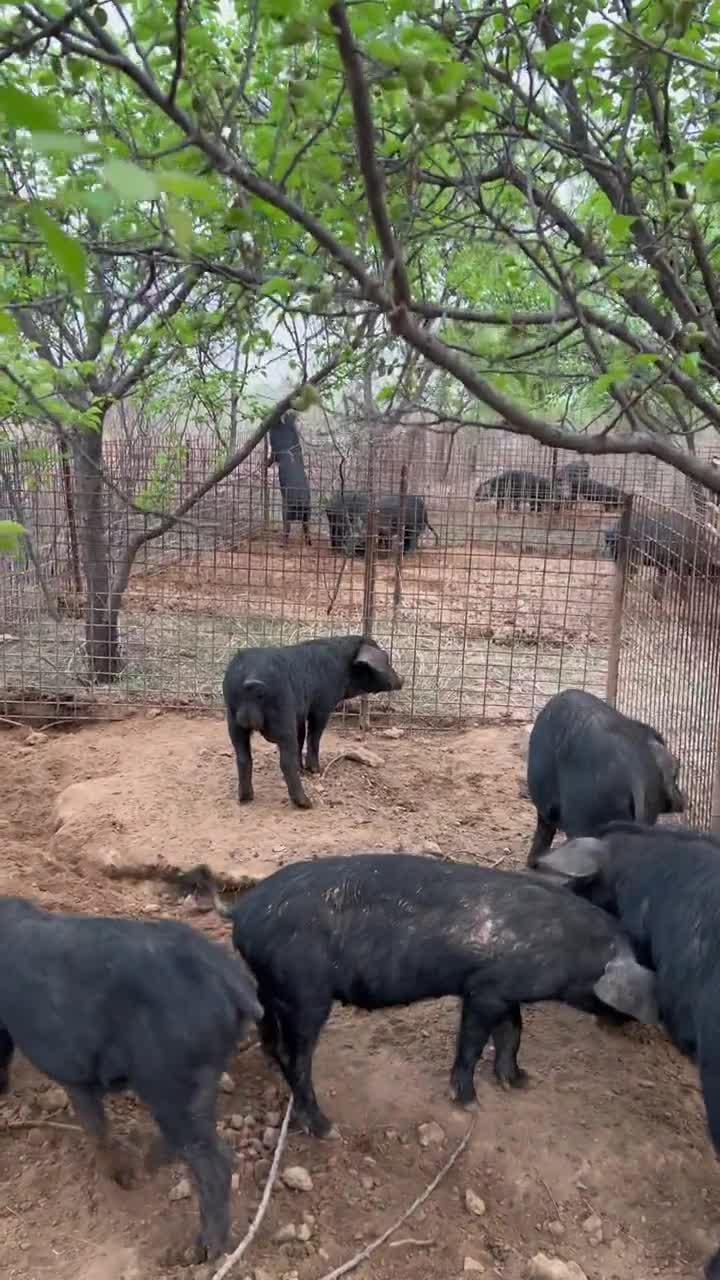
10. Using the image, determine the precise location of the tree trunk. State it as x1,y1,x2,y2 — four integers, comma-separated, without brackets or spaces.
71,422,124,683
58,439,83,597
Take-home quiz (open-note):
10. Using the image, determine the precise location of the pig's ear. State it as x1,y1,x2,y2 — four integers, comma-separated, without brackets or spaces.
594,956,659,1026
537,837,605,883
354,640,391,674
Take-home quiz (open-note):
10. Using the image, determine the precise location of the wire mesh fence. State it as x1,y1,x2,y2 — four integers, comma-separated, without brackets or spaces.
609,494,720,828
2,428,720,824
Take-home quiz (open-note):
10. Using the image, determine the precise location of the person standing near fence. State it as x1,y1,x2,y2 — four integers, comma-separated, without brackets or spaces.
267,411,312,547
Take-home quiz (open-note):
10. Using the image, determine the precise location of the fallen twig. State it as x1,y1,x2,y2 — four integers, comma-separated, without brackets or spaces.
320,752,348,779
210,1096,293,1280
235,1038,260,1056
320,748,381,779
388,1236,436,1249
537,1173,561,1219
315,1118,475,1280
488,853,509,869
2,1119,82,1134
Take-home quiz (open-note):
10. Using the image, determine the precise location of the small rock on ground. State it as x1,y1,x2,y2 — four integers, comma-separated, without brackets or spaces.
418,1121,446,1147
576,1213,599,1233
464,1188,486,1217
346,746,384,768
528,1255,589,1280
463,1258,485,1274
41,1086,68,1112
274,1223,296,1243
169,1178,192,1202
282,1165,314,1192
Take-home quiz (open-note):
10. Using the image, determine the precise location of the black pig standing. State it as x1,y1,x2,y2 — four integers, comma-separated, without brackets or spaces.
192,852,658,1139
475,469,554,513
536,822,720,1280
222,635,402,808
0,897,262,1261
526,689,684,866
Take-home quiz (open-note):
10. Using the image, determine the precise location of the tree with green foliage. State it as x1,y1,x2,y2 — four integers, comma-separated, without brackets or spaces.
4,0,720,679
0,23,356,679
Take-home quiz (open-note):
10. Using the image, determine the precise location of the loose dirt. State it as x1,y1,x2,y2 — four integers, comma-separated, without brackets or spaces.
0,713,713,1280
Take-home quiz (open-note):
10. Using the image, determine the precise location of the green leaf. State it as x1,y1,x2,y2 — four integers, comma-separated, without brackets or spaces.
680,351,701,375
593,362,630,395
259,276,294,298
427,63,466,94
280,17,314,45
30,207,87,292
31,132,89,156
261,0,296,16
607,213,637,242
541,41,574,79
0,85,59,133
0,311,17,336
157,171,220,205
102,160,158,203
0,520,26,557
670,163,695,185
367,38,401,65
167,205,194,254
632,353,660,369
702,154,720,183
291,384,321,410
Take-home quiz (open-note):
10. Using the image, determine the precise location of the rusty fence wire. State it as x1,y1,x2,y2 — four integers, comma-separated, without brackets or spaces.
2,430,720,824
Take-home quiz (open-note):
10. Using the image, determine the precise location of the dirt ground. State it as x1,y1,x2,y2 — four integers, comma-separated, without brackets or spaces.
0,713,715,1280
126,537,616,651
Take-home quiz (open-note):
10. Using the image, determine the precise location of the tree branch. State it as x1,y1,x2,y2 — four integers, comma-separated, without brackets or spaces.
329,2,411,309
111,328,368,599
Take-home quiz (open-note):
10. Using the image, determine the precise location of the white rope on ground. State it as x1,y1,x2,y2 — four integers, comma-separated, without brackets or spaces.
211,1096,293,1280
314,1117,475,1280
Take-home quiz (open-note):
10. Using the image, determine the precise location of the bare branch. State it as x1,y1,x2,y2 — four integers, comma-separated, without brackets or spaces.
329,2,411,308
168,0,185,105
111,321,372,600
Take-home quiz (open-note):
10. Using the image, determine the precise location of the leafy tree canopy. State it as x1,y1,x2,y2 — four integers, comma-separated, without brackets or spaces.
1,0,720,495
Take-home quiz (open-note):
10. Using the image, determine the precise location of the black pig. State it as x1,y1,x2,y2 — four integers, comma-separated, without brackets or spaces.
0,897,262,1261
536,822,720,1280
576,476,625,510
222,635,402,809
526,689,684,866
197,852,657,1138
325,490,438,556
605,506,720,601
555,460,590,505
475,469,555,513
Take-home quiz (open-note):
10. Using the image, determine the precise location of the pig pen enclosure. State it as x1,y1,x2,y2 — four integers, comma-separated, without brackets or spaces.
3,430,720,1280
3,429,720,824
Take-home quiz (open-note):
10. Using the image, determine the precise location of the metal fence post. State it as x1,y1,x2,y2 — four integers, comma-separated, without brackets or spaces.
392,463,408,616
360,447,377,731
262,435,270,535
606,493,634,706
711,717,720,834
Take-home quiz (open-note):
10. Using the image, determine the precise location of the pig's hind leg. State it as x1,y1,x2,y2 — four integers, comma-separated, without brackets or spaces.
450,987,527,1107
